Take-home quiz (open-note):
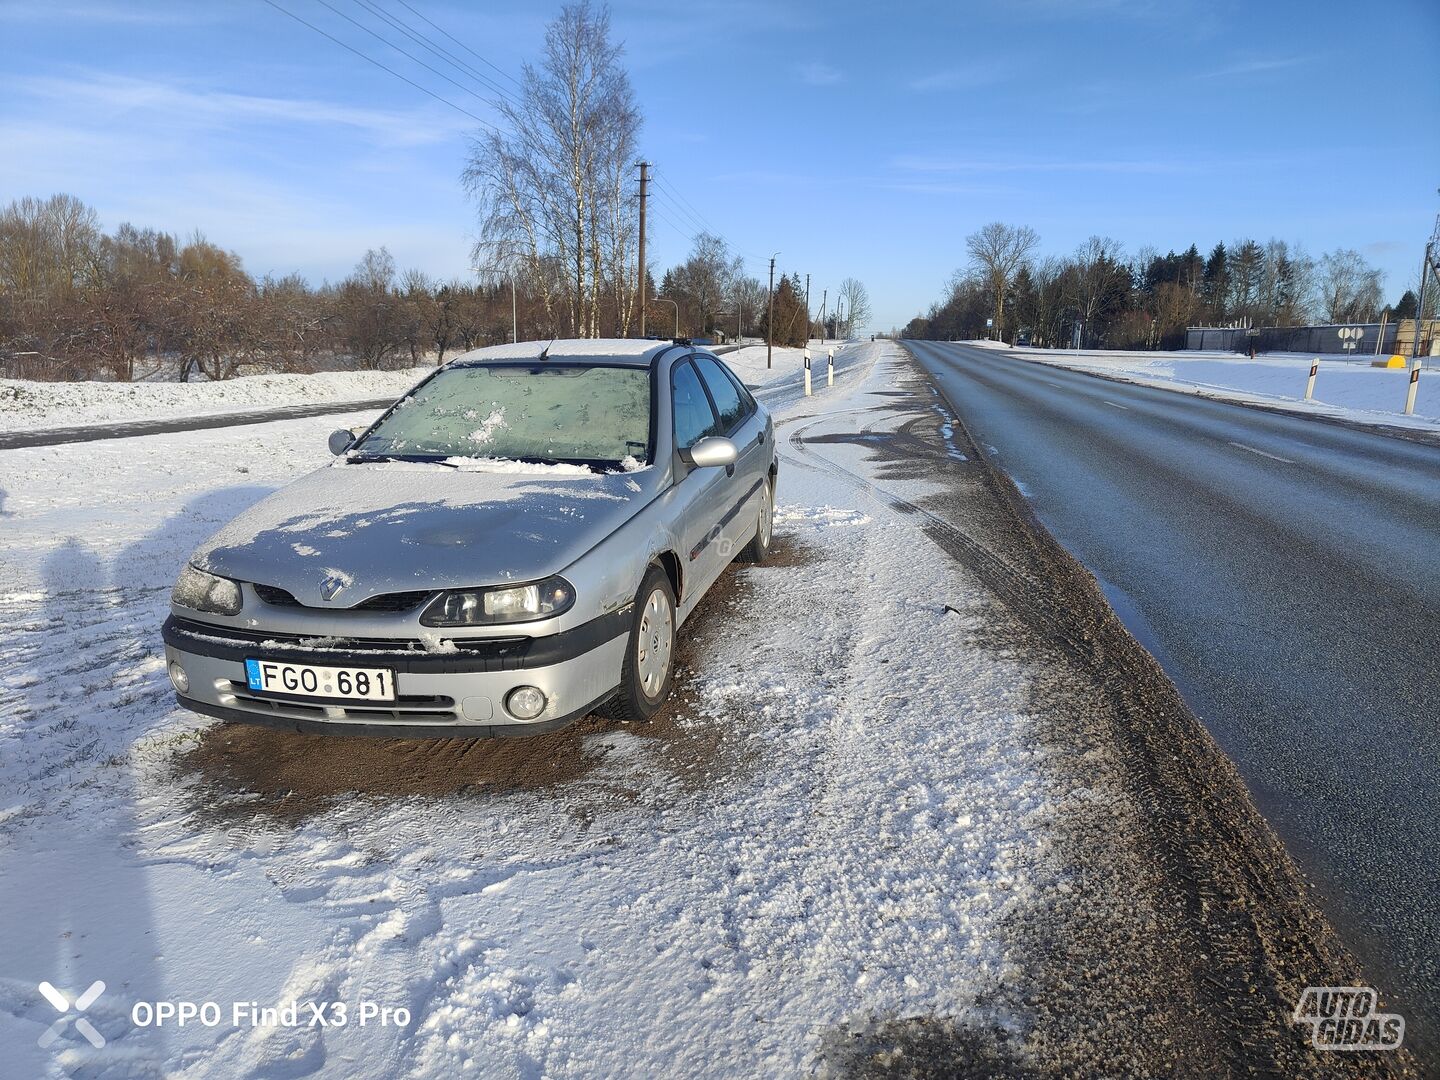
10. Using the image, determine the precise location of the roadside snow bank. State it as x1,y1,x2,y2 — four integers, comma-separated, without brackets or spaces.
723,343,846,389
1013,349,1439,430
0,367,433,432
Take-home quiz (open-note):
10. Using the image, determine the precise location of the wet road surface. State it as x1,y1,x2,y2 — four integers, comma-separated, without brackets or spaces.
907,340,1440,1047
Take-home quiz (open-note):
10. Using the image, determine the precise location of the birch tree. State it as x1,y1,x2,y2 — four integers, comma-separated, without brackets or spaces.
464,2,640,338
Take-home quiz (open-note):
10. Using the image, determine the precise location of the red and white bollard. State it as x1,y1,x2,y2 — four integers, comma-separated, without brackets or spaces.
1404,361,1421,416
803,347,812,396
1305,359,1318,401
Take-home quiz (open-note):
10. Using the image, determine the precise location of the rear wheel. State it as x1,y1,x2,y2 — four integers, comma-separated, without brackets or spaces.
740,475,774,564
602,564,676,722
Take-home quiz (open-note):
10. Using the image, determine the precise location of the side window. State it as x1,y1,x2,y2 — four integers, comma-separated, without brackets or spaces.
720,362,758,414
694,355,749,432
671,361,719,450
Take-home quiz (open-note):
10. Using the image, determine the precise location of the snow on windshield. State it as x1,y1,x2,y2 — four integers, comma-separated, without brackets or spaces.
358,364,651,464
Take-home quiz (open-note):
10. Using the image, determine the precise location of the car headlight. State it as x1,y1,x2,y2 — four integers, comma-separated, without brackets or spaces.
172,564,243,616
420,576,575,626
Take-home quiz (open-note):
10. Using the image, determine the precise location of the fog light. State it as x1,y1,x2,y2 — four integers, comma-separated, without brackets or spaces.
168,662,190,694
505,686,547,721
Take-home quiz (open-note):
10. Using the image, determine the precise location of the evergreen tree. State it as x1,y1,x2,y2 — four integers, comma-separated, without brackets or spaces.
1201,243,1229,321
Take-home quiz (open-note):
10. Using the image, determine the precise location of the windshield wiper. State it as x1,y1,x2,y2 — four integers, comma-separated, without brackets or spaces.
349,452,452,465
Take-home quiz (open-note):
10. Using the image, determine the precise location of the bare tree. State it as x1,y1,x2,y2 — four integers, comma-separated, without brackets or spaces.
662,232,742,336
965,222,1039,339
1066,236,1130,347
1318,248,1383,324
464,2,640,338
837,277,871,337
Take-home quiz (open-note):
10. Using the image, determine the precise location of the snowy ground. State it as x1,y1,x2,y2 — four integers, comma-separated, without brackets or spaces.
0,343,844,436
0,342,1074,1077
959,341,1440,432
0,366,439,433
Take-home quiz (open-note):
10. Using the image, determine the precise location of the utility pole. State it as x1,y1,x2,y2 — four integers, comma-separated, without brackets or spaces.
636,161,649,338
820,289,826,343
767,254,778,369
805,274,811,343
509,272,517,344
1414,210,1440,359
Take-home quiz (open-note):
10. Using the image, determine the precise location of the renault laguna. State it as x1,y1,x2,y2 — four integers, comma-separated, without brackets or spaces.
161,339,775,736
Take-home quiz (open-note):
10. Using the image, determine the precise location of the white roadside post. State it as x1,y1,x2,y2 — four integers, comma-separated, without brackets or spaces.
1305,359,1319,401
803,347,812,397
1404,360,1421,416
827,346,835,386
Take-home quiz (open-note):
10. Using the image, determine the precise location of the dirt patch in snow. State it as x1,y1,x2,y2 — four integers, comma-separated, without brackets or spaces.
170,553,788,828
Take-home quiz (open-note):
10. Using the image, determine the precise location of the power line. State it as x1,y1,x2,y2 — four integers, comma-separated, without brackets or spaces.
260,0,501,130
311,0,503,110
394,0,523,91
650,183,709,237
652,174,716,235
649,173,771,272
350,0,520,108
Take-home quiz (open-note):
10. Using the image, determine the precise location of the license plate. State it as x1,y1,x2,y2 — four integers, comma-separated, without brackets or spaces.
244,658,395,702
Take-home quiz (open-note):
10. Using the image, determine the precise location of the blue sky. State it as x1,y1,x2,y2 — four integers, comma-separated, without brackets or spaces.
2,0,1437,331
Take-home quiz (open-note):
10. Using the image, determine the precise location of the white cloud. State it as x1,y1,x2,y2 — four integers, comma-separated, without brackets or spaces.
797,62,842,86
1196,55,1313,80
889,155,1187,175
906,64,1010,93
0,1,225,24
6,71,478,149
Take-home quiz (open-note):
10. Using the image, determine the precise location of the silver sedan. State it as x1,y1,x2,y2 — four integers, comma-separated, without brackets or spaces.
162,339,776,736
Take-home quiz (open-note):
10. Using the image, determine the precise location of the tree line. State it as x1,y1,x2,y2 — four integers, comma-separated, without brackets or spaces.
0,193,527,382
905,222,1433,349
0,2,869,382
0,193,870,382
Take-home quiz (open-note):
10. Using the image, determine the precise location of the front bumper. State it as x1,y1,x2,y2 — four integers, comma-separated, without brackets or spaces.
162,611,627,738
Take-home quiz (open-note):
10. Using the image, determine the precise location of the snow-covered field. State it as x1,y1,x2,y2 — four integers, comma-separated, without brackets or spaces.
0,342,1070,1077
0,367,437,432
0,343,840,436
964,341,1440,432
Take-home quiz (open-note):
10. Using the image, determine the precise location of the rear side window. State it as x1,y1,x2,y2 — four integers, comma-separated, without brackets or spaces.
694,355,750,432
671,361,719,450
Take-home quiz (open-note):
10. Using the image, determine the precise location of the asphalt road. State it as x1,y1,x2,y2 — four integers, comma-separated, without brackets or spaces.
907,340,1440,1046
0,398,396,450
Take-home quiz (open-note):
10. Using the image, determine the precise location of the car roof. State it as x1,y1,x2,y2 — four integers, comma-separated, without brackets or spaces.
449,338,687,369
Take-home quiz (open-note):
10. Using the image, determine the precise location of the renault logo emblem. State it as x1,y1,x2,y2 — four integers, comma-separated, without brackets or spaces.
320,575,346,601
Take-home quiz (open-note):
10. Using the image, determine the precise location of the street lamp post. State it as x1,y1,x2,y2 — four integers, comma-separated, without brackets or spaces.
653,297,679,339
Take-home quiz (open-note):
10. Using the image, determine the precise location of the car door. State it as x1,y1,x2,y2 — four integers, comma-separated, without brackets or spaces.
692,354,767,559
669,358,733,610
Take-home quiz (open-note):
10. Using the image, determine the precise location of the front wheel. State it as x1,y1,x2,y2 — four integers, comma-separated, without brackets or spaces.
740,475,774,564
602,564,677,723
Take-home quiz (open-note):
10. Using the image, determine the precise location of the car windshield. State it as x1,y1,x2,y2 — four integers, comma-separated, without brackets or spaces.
353,363,652,467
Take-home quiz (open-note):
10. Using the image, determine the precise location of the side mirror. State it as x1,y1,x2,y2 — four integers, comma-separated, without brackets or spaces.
328,429,355,456
683,436,738,469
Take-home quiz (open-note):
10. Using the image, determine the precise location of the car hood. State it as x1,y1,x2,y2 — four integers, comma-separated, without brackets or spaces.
191,460,662,606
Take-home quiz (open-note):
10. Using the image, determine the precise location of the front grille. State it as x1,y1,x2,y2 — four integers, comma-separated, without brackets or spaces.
173,616,527,656
250,583,430,613
352,590,431,613
224,681,459,724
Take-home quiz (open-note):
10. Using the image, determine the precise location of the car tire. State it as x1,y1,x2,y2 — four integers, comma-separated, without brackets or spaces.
739,474,774,564
602,564,677,723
